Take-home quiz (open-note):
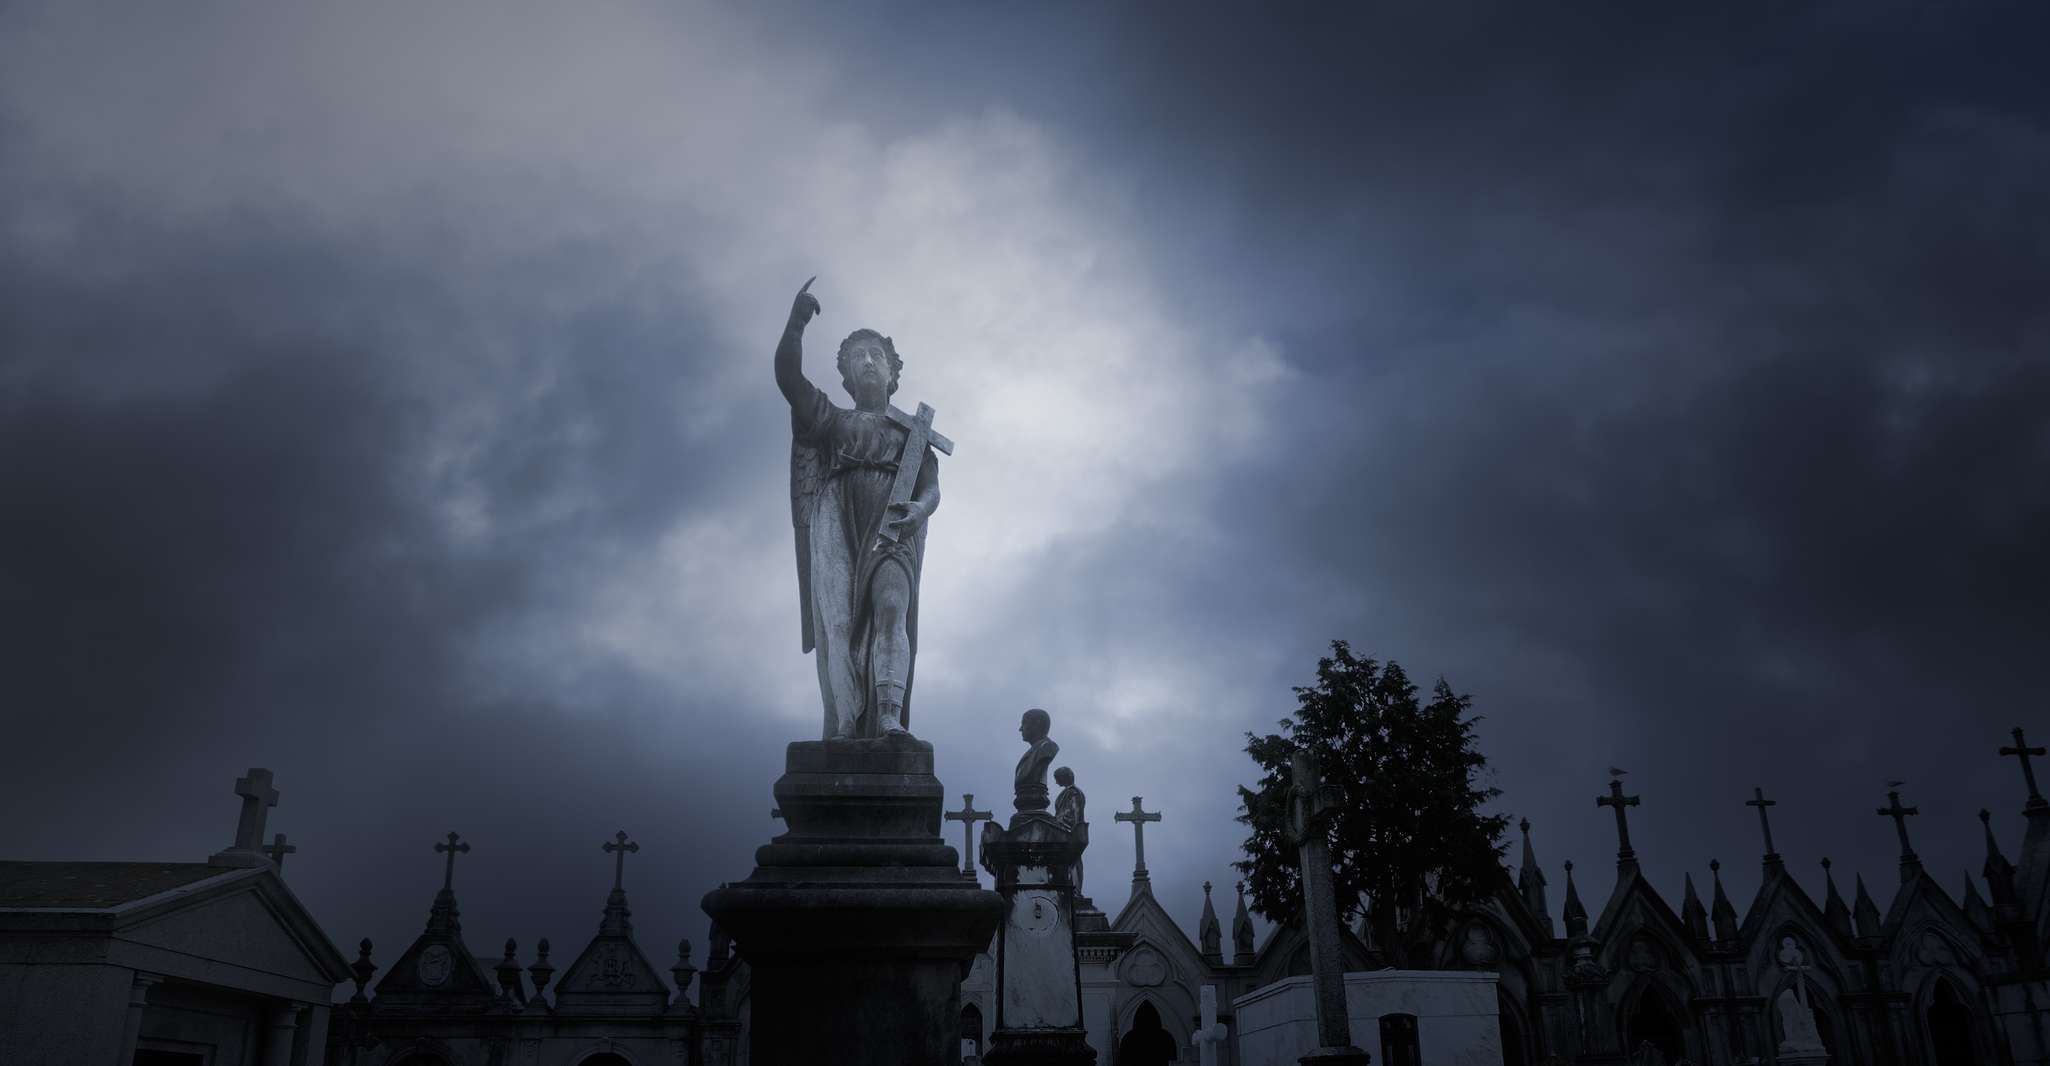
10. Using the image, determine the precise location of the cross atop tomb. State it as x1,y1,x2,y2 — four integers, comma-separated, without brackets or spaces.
2002,727,2048,811
604,830,639,891
1597,777,1641,866
1876,788,1920,877
231,768,279,852
265,832,297,874
1747,786,1780,866
435,831,471,892
1115,797,1163,885
944,794,993,879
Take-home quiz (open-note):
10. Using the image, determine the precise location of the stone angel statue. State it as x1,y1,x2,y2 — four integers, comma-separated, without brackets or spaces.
778,278,953,740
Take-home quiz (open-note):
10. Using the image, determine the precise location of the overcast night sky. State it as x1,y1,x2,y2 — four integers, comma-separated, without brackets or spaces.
4,2,2047,982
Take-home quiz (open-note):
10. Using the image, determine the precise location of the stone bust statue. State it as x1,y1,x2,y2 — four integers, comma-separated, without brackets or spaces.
1013,709,1059,812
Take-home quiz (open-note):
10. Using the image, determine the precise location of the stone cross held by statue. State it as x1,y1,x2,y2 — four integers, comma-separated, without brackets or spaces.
1747,786,1779,862
2003,727,2048,809
1876,789,1920,861
435,831,470,891
944,794,993,878
1597,777,1641,863
265,832,297,873
231,768,280,852
604,830,639,891
1115,797,1163,882
874,402,954,552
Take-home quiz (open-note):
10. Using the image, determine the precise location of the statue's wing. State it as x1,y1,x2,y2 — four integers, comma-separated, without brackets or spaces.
790,439,825,652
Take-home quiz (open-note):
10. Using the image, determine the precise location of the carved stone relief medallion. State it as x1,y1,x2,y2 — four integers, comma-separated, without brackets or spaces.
417,944,453,987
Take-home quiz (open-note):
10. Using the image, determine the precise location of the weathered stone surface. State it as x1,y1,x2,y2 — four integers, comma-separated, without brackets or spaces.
703,735,1001,1066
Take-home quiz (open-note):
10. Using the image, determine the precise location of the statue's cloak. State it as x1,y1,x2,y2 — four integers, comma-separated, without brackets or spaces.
790,390,933,738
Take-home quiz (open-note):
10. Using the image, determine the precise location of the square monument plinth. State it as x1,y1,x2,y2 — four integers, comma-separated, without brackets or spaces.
703,735,1003,1066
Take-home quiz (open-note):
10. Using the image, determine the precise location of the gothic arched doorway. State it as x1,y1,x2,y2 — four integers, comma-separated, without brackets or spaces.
1928,977,1978,1066
1623,987,1686,1065
961,1002,985,1061
1497,988,1533,1066
1119,1000,1179,1065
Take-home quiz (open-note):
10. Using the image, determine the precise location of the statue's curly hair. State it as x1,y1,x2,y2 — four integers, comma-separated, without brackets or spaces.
835,329,903,397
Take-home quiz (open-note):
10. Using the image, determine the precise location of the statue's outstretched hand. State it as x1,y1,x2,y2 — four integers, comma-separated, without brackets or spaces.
790,276,822,328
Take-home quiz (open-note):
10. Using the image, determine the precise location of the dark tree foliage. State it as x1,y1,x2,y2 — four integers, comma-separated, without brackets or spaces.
1234,641,1510,967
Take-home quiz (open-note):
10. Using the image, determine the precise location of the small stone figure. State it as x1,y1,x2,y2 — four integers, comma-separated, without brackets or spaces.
1053,767,1086,828
1054,766,1086,893
1013,709,1059,812
1776,936,1825,1052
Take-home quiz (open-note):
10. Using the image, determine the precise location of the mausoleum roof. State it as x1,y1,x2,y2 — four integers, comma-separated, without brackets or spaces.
0,861,243,910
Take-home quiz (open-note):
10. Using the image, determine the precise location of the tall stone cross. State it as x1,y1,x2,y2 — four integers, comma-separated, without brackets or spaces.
1286,749,1369,1064
231,768,280,852
874,402,954,552
604,830,639,890
1115,796,1163,884
2002,727,2048,810
435,831,470,892
265,832,297,873
1195,984,1229,1066
1747,786,1780,865
943,794,993,878
1876,789,1920,875
1597,777,1641,866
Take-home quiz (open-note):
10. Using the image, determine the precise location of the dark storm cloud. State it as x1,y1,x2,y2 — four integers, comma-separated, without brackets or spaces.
3,0,2047,964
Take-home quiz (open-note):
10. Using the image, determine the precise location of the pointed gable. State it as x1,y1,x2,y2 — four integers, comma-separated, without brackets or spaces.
371,886,497,1010
553,886,670,1014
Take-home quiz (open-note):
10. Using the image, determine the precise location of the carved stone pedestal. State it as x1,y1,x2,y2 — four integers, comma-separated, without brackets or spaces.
702,735,1003,1066
980,811,1096,1066
1776,1050,1829,1066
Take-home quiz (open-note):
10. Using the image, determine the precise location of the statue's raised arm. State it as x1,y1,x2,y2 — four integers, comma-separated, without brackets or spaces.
779,277,953,742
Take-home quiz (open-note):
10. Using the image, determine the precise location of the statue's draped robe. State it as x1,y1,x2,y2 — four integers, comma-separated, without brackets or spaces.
790,381,936,738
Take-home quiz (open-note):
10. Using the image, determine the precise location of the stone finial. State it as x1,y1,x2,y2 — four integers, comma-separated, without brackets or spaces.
1517,818,1553,936
1231,880,1255,965
671,938,698,1010
527,938,555,1001
1983,809,2021,910
1852,874,1882,938
1561,860,1589,939
1198,880,1223,963
349,939,377,1004
496,938,525,1004
1709,859,1738,941
1680,874,1708,941
1820,858,1853,939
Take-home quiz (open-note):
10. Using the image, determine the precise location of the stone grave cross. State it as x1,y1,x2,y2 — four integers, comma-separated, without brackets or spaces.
231,768,280,852
1597,777,1641,865
265,832,297,873
1286,749,1370,1064
943,794,993,878
1876,788,1920,870
1115,796,1163,883
2003,727,2048,810
1196,984,1229,1066
1747,786,1780,864
435,831,471,891
604,830,639,890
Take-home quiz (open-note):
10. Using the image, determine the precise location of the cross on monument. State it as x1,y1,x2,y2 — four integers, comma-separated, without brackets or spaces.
1115,797,1163,883
265,832,297,873
230,768,280,852
1596,777,1641,865
434,831,470,892
1876,788,1920,866
2002,727,2048,810
1285,749,1369,1063
943,794,993,878
1747,786,1780,863
603,830,639,891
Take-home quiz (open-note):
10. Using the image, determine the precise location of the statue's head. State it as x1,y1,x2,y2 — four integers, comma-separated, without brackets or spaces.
1054,766,1073,787
836,329,902,406
1019,707,1050,743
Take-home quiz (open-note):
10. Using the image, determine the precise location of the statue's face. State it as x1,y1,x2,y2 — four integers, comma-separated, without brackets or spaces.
1019,712,1047,742
842,337,892,402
